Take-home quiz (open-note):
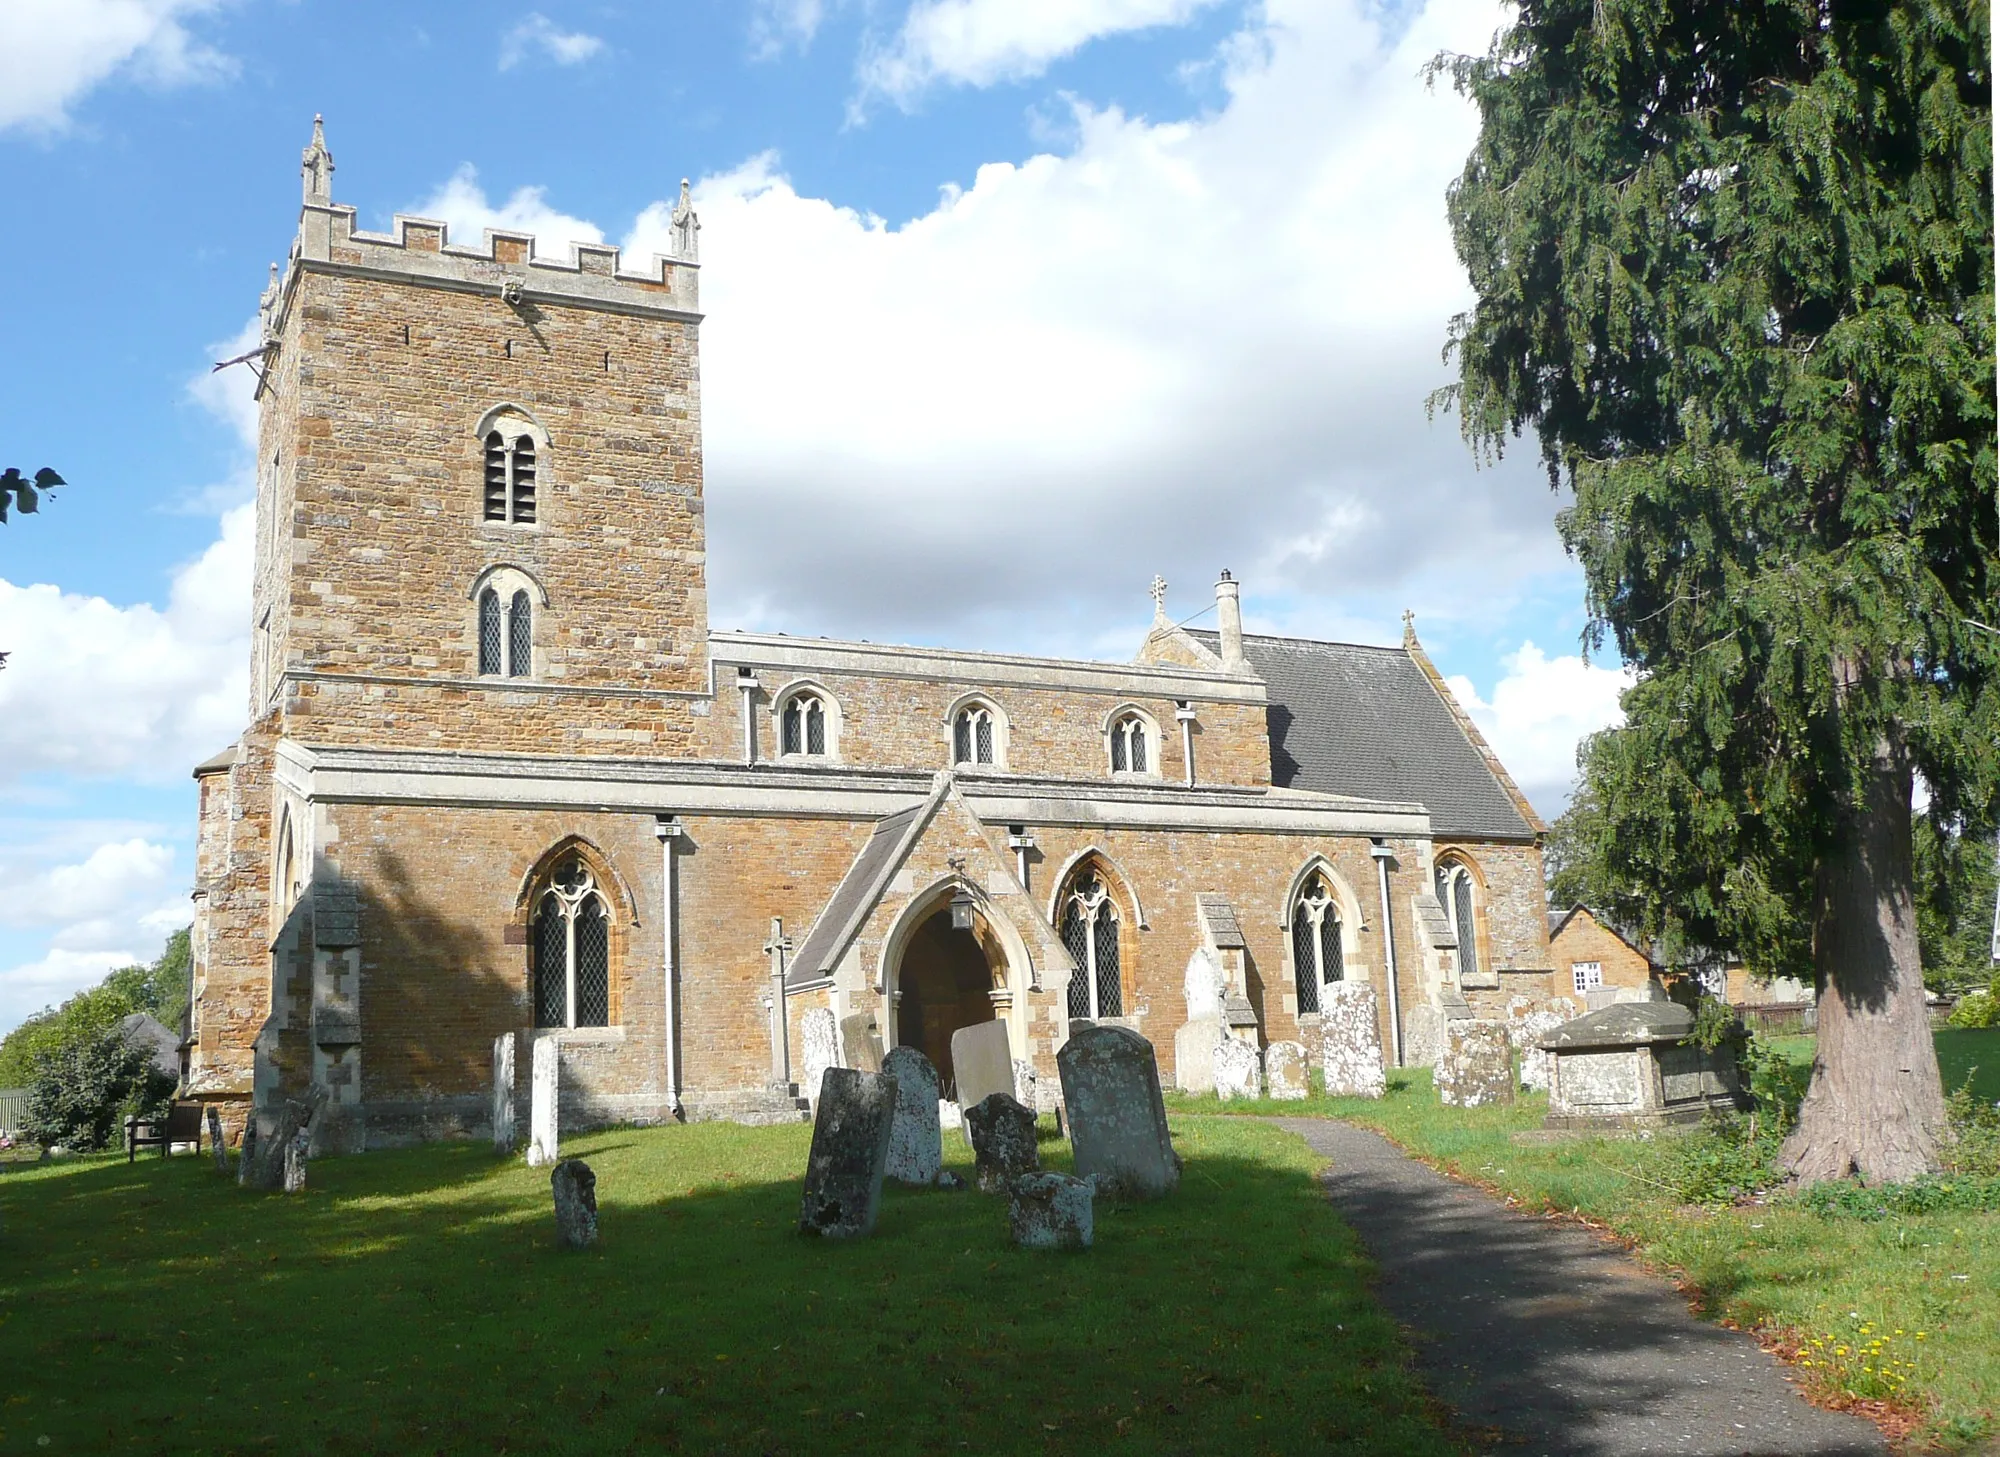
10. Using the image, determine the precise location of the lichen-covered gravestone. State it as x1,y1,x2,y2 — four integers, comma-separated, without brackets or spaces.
492,1032,516,1153
206,1108,228,1174
1319,982,1387,1098
799,1008,839,1106
1508,1007,1572,1093
1436,1020,1515,1107
950,1019,1013,1110
1263,1040,1309,1100
1012,1059,1039,1111
881,1045,943,1185
282,1128,310,1194
798,1067,898,1238
964,1091,1039,1192
551,1158,598,1248
527,1035,559,1168
1057,1025,1179,1200
1214,1035,1261,1100
1009,1172,1094,1250
236,1122,259,1188
838,1011,885,1074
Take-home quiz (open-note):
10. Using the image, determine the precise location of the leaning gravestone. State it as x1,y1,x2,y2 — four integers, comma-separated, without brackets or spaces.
492,1032,517,1153
206,1108,228,1174
235,1121,259,1188
881,1046,943,1185
800,1008,839,1105
551,1158,598,1248
949,1019,1013,1110
1057,1025,1179,1200
964,1091,1039,1192
1214,1036,1261,1100
1320,982,1387,1098
798,1067,898,1239
1263,1040,1309,1101
838,1011,885,1074
1009,1172,1094,1250
282,1128,309,1194
1436,1020,1515,1107
527,1036,559,1168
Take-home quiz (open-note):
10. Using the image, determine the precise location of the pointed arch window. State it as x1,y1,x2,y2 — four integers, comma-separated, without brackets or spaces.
1059,872,1122,1020
781,691,830,757
483,430,537,524
1108,713,1150,774
954,704,995,765
1291,873,1344,1015
532,855,611,1029
477,587,532,677
1435,860,1481,981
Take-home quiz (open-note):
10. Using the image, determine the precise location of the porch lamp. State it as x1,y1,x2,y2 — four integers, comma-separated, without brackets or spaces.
949,885,977,932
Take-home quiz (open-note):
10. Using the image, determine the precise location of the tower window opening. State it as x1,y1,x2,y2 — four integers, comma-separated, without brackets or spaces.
483,431,538,525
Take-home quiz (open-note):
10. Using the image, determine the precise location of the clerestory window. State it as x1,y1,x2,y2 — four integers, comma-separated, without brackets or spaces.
1060,872,1122,1020
532,855,611,1029
954,704,996,766
1291,873,1345,1015
483,430,538,524
1108,713,1150,774
781,691,830,757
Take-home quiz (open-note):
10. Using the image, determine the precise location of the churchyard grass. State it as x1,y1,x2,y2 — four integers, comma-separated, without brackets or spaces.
0,1115,1460,1456
1167,1026,2000,1447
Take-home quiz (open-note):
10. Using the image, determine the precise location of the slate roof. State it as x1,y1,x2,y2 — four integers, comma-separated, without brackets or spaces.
786,801,928,986
1192,630,1536,841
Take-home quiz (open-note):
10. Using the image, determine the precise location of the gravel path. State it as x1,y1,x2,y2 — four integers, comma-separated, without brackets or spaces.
1274,1118,1888,1456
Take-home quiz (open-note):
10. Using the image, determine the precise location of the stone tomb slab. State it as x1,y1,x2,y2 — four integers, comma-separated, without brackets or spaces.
1437,1021,1515,1108
799,1067,898,1239
492,1032,517,1154
949,1019,1013,1109
800,1008,839,1105
1057,1025,1179,1200
552,1158,599,1249
881,1045,943,1185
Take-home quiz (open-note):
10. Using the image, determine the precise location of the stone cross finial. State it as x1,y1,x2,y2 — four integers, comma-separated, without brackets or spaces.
302,114,334,205
1149,575,1168,620
670,177,700,262
1402,609,1417,647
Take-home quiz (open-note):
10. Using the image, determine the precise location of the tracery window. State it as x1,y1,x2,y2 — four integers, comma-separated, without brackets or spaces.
1108,713,1150,774
1291,873,1344,1015
1059,872,1122,1020
954,704,995,765
477,587,532,677
1435,859,1481,981
483,430,538,524
781,691,830,757
532,855,611,1029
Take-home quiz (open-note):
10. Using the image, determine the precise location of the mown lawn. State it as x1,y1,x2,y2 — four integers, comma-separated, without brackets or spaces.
0,1116,1460,1457
1168,1026,2000,1449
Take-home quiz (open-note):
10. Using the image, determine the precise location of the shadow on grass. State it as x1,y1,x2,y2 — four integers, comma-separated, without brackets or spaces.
0,1118,1458,1457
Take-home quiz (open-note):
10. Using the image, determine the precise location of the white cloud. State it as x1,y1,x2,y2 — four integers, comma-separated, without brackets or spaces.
751,0,830,58
498,13,606,71
0,838,175,930
859,0,1224,107
0,0,234,133
411,165,606,261
0,948,145,1029
1449,644,1634,821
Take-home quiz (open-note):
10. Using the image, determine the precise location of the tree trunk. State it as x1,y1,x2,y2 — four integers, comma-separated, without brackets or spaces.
1779,726,1945,1185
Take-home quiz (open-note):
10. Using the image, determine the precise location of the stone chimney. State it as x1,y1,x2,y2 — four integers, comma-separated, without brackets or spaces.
1215,570,1247,674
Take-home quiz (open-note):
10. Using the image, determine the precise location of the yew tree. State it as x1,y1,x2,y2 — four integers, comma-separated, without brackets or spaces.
1437,0,1997,1182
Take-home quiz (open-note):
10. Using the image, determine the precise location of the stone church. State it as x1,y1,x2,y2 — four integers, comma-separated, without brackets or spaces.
185,121,1563,1144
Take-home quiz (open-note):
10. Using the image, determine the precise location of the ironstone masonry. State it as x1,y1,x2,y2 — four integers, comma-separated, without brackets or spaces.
184,120,1561,1149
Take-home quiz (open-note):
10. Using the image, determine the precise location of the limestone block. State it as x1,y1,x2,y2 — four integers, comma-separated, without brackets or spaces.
881,1046,943,1186
965,1091,1039,1193
1057,1025,1179,1200
1174,1015,1225,1094
551,1158,598,1249
800,1008,839,1105
949,1019,1012,1110
798,1067,897,1239
1263,1041,1309,1101
206,1108,228,1175
838,1012,885,1074
492,1033,517,1154
1009,1172,1094,1251
1436,1021,1515,1108
1320,983,1387,1099
527,1036,559,1168
1214,1035,1261,1101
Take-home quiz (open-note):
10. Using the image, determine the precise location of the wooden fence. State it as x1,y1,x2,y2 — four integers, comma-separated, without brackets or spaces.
0,1088,27,1138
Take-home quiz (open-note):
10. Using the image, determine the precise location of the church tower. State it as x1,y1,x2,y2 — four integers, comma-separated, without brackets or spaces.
249,117,709,754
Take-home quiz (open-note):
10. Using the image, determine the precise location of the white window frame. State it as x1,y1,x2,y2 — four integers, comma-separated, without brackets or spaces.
1059,873,1123,1020
1291,875,1344,1012
1571,960,1603,995
1435,859,1482,979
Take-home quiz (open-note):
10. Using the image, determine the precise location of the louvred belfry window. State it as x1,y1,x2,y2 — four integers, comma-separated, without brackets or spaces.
483,431,538,524
531,855,612,1029
1291,874,1344,1016
1060,872,1122,1021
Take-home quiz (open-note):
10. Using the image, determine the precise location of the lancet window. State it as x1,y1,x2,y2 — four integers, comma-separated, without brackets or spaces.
1060,871,1122,1021
532,855,611,1029
1435,859,1481,981
781,691,831,757
954,704,996,766
477,587,532,677
1108,713,1150,774
1290,873,1345,1015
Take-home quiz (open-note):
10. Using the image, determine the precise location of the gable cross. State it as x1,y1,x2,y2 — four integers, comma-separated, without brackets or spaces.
1149,575,1168,619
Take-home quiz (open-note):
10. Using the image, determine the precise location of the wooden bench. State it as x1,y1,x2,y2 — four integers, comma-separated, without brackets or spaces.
126,1103,204,1162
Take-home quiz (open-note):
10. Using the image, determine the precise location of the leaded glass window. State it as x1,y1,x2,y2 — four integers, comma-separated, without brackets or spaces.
1436,861,1481,980
781,692,832,757
1291,874,1343,1015
507,590,532,678
530,854,612,1029
1059,873,1121,1020
1109,714,1148,774
483,430,538,524
954,705,996,765
478,588,503,676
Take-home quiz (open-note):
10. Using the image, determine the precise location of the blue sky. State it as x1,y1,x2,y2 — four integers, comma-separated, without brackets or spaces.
0,0,1628,1036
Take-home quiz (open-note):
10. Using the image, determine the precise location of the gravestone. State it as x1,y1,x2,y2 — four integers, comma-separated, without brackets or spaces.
949,1019,1013,1109
838,1011,885,1074
1009,1172,1094,1250
235,1121,258,1188
1320,982,1387,1098
1541,1001,1750,1129
798,1067,898,1239
1263,1040,1309,1101
964,1091,1039,1192
1214,1035,1261,1100
527,1036,559,1167
282,1128,309,1194
1436,1020,1515,1108
239,1088,326,1192
1012,1059,1038,1111
1057,1025,1179,1200
939,1099,963,1131
551,1158,598,1248
491,1032,516,1153
881,1046,943,1185
206,1108,228,1174
1509,1007,1572,1092
800,1008,839,1105
1174,1016,1226,1095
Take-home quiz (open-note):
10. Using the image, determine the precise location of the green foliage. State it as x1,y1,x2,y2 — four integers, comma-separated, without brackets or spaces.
1915,822,2000,992
1950,988,2000,1027
0,466,63,523
1942,1070,2000,1175
1794,1172,2000,1219
0,927,193,1087
1655,1115,1784,1206
1437,0,1999,982
21,1029,174,1152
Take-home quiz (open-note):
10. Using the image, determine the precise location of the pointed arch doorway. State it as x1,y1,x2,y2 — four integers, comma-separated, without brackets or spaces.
892,906,1009,1097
